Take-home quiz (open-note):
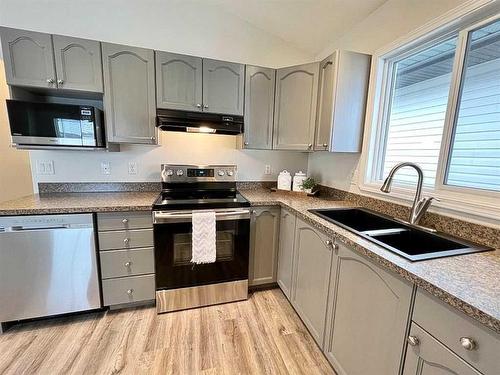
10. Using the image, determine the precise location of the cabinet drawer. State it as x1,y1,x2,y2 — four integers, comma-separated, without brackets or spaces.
102,274,155,306
100,247,154,279
97,211,152,231
98,229,153,250
413,288,500,375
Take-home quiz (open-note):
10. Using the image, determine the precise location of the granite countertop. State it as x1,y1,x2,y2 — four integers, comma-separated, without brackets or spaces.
0,189,498,333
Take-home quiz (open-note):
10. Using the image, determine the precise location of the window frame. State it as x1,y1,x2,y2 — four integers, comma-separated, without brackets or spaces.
359,1,500,224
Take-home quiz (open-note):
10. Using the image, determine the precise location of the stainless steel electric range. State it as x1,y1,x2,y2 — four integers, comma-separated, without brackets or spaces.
152,164,250,313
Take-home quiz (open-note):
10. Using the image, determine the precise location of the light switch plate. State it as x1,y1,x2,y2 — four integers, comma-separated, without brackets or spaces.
101,161,111,175
128,162,138,175
35,160,54,175
265,165,272,175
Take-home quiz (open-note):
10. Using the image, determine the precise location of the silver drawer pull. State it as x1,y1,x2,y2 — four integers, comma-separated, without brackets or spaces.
123,238,130,244
122,218,129,224
407,336,419,346
460,337,476,351
124,261,132,268
126,289,134,295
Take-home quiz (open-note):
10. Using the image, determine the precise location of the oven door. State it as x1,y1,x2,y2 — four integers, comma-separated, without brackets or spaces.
153,208,250,290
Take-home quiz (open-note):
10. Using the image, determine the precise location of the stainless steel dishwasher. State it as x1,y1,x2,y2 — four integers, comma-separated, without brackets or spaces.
0,214,101,324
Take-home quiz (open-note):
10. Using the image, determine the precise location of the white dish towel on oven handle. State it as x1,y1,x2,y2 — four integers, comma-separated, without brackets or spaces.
191,211,217,264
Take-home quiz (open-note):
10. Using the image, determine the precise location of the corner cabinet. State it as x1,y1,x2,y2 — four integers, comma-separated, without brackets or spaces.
273,62,319,151
155,51,203,111
314,50,370,152
277,209,296,299
203,59,244,115
102,43,157,145
243,66,276,149
291,218,334,346
1,27,56,88
323,242,413,375
249,207,280,287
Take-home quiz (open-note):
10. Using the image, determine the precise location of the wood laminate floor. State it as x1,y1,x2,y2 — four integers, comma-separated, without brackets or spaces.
0,288,335,375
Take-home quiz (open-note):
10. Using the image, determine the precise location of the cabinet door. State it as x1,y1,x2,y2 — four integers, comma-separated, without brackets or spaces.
102,43,157,144
291,218,333,346
52,35,103,92
314,53,336,151
324,242,413,375
0,27,56,88
155,51,203,111
277,209,296,299
249,207,280,286
403,323,481,375
243,66,275,149
273,62,319,150
202,58,244,115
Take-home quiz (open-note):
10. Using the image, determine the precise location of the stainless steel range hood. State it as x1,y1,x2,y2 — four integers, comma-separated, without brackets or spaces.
156,109,244,135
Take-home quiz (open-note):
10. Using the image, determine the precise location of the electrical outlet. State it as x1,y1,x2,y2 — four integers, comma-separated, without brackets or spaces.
35,160,54,175
265,165,272,175
101,161,111,175
128,162,138,175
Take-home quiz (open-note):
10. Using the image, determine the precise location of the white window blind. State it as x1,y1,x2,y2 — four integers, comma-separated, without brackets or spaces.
446,19,500,191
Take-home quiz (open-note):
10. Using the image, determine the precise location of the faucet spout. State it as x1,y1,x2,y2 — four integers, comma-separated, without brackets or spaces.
380,162,433,225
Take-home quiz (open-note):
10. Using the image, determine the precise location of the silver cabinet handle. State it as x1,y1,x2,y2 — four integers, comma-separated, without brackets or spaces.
203,104,209,109
326,240,333,246
322,61,333,69
196,103,202,108
122,218,129,224
47,78,55,84
124,261,132,268
460,337,476,351
407,336,419,346
323,143,328,148
151,136,156,142
244,142,249,146
283,213,289,218
251,210,256,215
123,238,130,244
126,289,134,295
307,144,312,149
57,79,64,85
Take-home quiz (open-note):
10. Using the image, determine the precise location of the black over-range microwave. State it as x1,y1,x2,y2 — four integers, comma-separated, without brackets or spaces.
6,100,105,148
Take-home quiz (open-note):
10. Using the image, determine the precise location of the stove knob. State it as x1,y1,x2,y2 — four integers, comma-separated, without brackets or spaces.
176,169,184,176
218,170,225,177
166,169,174,176
227,170,234,176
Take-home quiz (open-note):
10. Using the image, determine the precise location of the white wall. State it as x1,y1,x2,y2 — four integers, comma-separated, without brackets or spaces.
0,0,313,191
308,0,469,192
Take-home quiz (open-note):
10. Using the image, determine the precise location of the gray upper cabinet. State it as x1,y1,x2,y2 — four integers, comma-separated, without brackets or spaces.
102,43,157,144
273,62,319,150
315,50,371,152
0,27,56,88
277,209,296,299
155,51,203,111
202,58,244,115
243,66,275,149
403,323,481,375
249,207,280,287
324,242,413,375
52,35,103,93
291,218,334,346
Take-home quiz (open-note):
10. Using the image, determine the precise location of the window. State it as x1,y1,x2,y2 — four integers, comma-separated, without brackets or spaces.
365,10,500,208
445,19,500,191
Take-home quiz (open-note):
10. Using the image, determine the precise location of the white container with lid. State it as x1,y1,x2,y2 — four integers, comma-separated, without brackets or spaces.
277,170,292,191
293,171,307,192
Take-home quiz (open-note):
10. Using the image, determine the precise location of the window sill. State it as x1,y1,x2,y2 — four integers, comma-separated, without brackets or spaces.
358,182,500,228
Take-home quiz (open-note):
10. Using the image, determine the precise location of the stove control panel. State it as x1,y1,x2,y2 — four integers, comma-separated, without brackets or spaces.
161,164,237,182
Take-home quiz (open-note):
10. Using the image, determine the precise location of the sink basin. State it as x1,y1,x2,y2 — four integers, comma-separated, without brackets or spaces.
309,208,492,261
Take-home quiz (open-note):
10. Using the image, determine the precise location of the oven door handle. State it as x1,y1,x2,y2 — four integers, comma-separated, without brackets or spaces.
153,209,251,223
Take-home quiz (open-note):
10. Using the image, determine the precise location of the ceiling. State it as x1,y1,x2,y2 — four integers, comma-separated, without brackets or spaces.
199,0,389,56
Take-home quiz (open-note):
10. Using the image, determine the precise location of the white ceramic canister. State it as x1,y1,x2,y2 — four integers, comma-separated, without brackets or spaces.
292,171,307,192
277,170,292,191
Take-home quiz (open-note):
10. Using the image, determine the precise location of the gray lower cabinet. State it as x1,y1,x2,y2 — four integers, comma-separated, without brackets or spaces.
202,58,245,115
403,323,481,375
97,211,155,307
314,50,370,152
291,218,334,346
155,51,203,111
276,208,296,299
0,27,56,88
102,43,157,144
52,35,103,93
243,66,275,149
249,207,280,286
273,62,319,150
323,242,413,375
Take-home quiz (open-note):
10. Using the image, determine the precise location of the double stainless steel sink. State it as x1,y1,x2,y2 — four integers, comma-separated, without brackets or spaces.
309,208,492,261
